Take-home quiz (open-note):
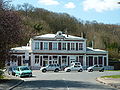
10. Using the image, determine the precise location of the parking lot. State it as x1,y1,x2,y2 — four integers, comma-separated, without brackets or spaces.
13,70,120,90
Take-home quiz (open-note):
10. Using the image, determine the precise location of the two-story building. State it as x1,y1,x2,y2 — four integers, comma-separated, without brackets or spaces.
8,31,108,69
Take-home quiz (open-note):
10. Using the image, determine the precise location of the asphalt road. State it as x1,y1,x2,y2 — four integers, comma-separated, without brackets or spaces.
13,71,120,90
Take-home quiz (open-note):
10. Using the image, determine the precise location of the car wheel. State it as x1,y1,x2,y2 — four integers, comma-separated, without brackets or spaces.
78,69,83,72
67,69,71,72
89,69,93,72
99,69,104,72
54,69,59,72
20,76,23,78
29,75,32,77
42,69,47,73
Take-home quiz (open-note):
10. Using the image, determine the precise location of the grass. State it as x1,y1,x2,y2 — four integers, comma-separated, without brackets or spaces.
101,75,120,78
0,75,4,79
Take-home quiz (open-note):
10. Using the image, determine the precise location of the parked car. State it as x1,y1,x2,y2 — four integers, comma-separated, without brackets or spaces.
8,66,17,76
40,64,61,73
64,62,83,72
15,66,32,77
87,64,104,72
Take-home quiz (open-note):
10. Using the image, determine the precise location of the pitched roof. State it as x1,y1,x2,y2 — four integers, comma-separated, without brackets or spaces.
86,47,108,54
33,31,85,40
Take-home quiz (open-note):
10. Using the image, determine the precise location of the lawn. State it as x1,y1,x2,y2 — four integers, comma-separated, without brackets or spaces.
105,70,120,71
101,75,120,78
0,75,4,79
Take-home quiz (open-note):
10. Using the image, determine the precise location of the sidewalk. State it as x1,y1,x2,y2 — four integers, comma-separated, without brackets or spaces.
0,73,24,90
97,77,120,89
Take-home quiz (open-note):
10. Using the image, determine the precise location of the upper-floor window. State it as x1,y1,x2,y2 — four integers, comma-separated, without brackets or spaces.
58,42,61,50
67,43,70,50
35,42,40,50
62,43,66,50
44,42,48,50
76,43,78,50
79,43,83,50
49,42,52,50
53,42,57,50
71,43,75,50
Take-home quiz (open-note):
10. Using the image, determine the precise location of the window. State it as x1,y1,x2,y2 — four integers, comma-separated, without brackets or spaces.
58,42,61,50
44,42,48,50
62,43,66,50
35,42,39,50
67,43,70,50
79,43,83,50
40,42,43,50
35,56,39,64
71,43,75,50
53,42,57,50
49,42,52,50
76,43,78,50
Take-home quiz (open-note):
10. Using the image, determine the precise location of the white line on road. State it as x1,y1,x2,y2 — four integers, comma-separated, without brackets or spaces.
62,78,69,90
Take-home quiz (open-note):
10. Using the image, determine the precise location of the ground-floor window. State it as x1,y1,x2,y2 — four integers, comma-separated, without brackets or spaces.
104,57,107,66
35,56,39,64
98,56,103,65
89,56,93,66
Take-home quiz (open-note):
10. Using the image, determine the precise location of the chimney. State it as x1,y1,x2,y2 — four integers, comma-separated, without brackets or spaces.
65,29,68,37
81,32,83,38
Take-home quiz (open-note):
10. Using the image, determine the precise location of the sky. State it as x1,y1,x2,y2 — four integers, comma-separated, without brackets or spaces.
11,0,120,24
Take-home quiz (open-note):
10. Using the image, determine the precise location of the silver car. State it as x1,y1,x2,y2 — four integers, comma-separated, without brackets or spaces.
40,64,60,73
87,65,104,72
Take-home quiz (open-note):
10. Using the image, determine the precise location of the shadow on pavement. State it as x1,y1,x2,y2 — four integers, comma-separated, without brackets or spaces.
0,79,21,89
14,80,117,90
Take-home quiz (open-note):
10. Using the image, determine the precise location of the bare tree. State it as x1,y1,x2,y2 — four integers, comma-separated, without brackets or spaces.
0,0,23,68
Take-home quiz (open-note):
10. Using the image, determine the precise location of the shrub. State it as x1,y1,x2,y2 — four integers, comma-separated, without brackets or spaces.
0,69,4,76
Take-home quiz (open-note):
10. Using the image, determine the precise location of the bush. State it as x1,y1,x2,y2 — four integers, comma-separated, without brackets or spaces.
0,69,4,76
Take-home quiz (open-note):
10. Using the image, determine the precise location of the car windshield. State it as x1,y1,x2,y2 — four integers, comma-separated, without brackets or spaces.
20,67,29,71
13,67,17,70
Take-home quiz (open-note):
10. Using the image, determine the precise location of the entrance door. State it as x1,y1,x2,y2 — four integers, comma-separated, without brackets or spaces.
18,56,21,66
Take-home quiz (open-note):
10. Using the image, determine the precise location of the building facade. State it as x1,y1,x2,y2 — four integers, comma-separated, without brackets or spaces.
9,31,108,69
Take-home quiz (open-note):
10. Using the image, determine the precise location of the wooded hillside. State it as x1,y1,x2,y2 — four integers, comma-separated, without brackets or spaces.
14,3,120,60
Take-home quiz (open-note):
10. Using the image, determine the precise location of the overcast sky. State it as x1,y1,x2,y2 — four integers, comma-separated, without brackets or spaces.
11,0,120,24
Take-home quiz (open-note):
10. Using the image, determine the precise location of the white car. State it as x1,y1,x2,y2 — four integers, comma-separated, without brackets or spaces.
87,64,104,72
64,62,83,72
40,64,60,73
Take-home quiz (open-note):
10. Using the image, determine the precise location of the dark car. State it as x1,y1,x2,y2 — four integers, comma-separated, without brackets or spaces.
8,66,17,76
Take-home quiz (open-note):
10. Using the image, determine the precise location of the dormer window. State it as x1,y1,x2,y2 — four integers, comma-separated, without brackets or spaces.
55,31,65,40
59,32,62,35
56,31,62,36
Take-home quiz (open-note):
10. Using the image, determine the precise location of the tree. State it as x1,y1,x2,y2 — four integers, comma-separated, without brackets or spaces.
0,0,23,68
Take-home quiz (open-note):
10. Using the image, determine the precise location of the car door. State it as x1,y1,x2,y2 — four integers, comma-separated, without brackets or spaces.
73,65,78,71
93,65,99,71
15,67,20,76
48,64,53,71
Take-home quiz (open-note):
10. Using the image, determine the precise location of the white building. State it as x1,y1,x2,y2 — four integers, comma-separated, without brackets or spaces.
9,31,108,69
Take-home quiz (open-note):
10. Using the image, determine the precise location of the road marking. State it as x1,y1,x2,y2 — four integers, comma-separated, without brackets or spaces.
62,78,69,90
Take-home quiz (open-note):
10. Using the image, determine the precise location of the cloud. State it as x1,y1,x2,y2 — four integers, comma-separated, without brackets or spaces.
65,2,76,9
83,0,120,12
38,0,60,5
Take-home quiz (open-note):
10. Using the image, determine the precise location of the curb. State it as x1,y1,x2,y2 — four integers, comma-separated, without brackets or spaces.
8,80,24,90
96,77,120,89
